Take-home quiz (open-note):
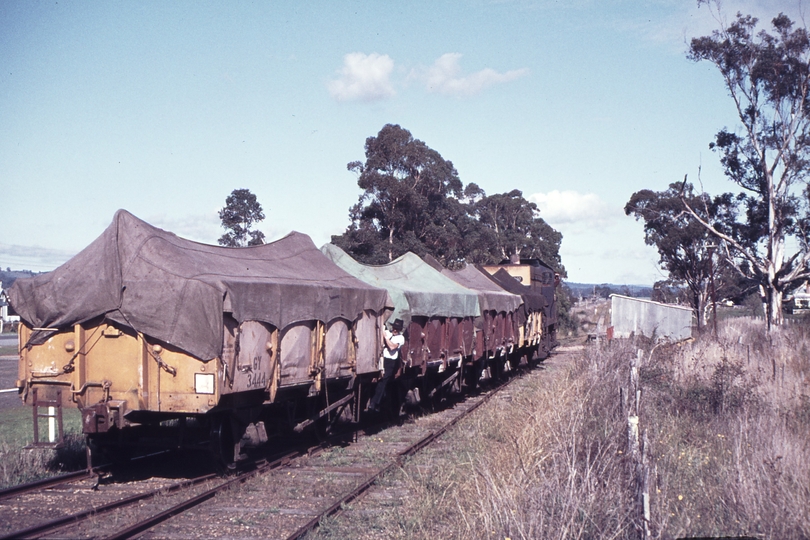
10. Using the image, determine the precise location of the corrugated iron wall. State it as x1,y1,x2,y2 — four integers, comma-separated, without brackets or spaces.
610,295,693,341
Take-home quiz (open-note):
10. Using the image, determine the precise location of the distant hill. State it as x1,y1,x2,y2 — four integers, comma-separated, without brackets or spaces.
0,269,39,290
565,282,653,300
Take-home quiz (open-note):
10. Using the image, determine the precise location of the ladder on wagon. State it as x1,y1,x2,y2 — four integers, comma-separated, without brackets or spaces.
27,387,65,448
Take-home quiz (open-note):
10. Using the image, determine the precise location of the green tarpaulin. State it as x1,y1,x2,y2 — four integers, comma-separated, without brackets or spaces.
321,244,480,324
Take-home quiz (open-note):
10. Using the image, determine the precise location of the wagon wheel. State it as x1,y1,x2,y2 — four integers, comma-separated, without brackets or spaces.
86,434,133,468
453,365,463,394
312,413,335,442
526,350,537,369
308,395,337,442
509,348,522,371
464,359,484,391
210,414,236,469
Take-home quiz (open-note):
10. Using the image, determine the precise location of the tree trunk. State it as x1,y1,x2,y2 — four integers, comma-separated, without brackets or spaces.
694,289,704,330
768,285,784,327
765,165,784,328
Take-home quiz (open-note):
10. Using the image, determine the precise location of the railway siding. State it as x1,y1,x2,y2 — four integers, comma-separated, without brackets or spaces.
129,352,573,539
0,349,573,539
81,367,529,539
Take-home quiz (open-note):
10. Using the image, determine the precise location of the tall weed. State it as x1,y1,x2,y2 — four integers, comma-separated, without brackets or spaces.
644,317,810,539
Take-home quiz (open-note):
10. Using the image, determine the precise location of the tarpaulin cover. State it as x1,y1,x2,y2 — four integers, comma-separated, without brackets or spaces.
8,210,393,361
479,267,547,325
321,244,480,324
435,264,522,314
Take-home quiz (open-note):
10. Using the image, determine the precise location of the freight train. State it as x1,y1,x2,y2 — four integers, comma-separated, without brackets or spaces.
10,210,558,465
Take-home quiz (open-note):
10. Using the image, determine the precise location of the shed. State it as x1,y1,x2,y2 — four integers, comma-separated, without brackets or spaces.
609,294,693,341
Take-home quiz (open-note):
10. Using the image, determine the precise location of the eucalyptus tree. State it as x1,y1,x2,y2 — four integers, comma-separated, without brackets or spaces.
218,188,266,247
626,182,745,328
333,124,565,274
469,189,564,274
332,124,468,266
686,6,810,327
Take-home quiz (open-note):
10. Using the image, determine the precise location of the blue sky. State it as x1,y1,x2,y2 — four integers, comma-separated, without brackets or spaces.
1,0,805,284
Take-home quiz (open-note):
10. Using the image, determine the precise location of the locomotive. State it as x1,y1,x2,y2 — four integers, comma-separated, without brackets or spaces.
10,210,558,465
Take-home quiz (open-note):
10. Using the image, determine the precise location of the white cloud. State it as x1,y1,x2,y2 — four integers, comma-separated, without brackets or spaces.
528,190,613,227
417,53,529,97
624,0,808,51
328,52,396,102
147,212,223,245
551,207,663,285
0,244,76,272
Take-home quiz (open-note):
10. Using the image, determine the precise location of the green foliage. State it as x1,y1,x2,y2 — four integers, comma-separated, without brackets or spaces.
218,188,266,247
555,283,577,335
333,124,565,275
687,5,810,326
0,408,85,488
467,189,564,272
333,124,469,266
625,182,751,326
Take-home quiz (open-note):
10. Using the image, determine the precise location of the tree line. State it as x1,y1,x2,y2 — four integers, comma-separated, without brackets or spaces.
626,2,810,330
218,123,565,277
331,123,564,274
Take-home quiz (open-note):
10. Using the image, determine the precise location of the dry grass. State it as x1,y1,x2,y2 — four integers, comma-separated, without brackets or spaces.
314,342,639,540
449,343,637,540
643,318,810,539
312,315,810,540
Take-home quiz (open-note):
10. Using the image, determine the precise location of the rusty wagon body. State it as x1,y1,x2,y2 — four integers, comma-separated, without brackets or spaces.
320,244,485,401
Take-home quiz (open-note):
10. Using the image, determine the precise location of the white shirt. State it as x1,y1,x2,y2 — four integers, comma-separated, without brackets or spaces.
382,330,405,359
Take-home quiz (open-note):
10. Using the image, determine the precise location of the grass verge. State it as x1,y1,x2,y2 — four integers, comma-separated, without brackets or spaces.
642,318,810,538
0,407,85,488
312,343,638,540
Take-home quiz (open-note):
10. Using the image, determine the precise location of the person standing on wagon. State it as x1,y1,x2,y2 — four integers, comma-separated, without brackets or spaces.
368,319,404,412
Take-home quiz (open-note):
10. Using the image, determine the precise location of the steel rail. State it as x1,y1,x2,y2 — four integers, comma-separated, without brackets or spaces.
284,374,521,540
49,372,523,540
100,449,304,540
0,446,173,503
0,472,219,540
0,469,94,501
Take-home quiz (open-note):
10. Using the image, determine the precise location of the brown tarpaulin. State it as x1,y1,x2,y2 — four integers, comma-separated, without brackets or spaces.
479,267,547,326
9,210,392,360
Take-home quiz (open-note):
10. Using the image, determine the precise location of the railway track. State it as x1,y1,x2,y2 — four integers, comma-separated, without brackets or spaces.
131,373,522,540
0,469,96,502
0,368,523,540
282,375,516,540
0,440,320,540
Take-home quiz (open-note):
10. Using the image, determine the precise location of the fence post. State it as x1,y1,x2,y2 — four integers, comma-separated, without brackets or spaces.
641,428,651,539
628,349,651,539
